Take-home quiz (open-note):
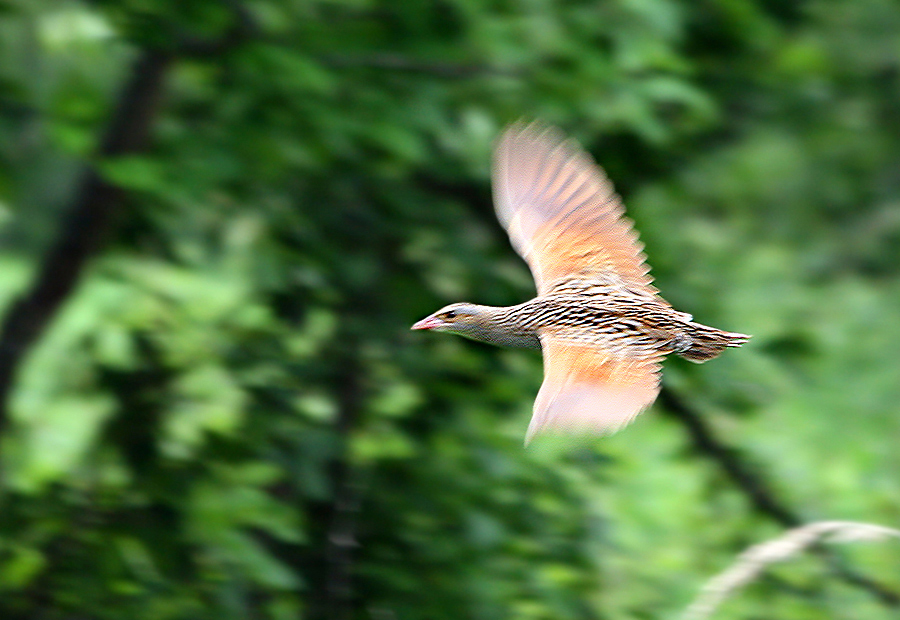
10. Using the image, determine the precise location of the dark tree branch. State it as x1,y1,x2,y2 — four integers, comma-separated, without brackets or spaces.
659,387,900,607
659,388,798,526
0,50,172,437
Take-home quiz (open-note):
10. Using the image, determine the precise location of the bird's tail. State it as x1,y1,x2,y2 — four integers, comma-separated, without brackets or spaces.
677,323,751,363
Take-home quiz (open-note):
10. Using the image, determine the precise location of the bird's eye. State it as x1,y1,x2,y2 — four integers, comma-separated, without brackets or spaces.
442,310,457,319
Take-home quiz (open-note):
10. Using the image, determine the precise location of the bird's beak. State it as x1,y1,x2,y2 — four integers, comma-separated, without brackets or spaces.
411,316,442,330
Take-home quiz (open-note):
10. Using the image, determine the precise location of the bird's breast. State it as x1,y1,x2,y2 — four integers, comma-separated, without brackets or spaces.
514,295,692,356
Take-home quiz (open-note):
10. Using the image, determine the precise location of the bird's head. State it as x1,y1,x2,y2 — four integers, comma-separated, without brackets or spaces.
411,303,488,337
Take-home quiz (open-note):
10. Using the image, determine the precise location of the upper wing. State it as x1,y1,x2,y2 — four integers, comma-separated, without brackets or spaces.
526,336,661,444
493,122,657,296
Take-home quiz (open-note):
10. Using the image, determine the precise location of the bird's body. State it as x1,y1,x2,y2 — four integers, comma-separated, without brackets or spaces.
423,282,741,362
413,122,749,443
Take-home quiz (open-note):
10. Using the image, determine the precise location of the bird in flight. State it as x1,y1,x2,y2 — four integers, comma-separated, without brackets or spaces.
413,122,749,444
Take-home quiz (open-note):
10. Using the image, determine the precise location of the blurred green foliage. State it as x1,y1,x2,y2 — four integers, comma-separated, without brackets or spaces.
1,0,899,619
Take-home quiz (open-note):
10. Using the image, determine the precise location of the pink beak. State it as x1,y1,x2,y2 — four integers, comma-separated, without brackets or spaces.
411,316,443,330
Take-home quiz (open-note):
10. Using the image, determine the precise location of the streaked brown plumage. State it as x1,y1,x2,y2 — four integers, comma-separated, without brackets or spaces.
413,122,749,444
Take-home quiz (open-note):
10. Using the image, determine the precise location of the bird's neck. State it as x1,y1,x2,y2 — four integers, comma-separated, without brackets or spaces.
460,304,542,350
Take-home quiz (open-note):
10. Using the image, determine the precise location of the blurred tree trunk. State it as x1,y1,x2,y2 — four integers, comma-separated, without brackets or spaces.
0,50,171,436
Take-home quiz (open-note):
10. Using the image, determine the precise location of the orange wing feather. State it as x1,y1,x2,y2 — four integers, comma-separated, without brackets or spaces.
527,337,661,444
493,122,658,296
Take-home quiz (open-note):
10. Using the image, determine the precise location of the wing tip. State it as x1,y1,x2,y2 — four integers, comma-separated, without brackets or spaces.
496,119,568,154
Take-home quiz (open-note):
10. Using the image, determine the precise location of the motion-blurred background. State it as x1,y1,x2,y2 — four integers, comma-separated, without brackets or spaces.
1,1,899,618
